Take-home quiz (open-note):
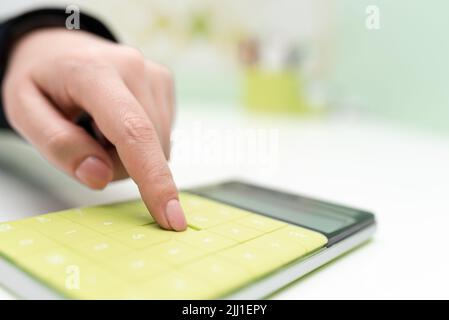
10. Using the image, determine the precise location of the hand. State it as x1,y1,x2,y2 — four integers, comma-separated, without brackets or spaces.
2,28,187,231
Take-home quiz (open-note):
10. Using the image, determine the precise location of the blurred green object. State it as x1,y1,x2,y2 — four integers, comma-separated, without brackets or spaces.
190,11,211,38
242,68,310,114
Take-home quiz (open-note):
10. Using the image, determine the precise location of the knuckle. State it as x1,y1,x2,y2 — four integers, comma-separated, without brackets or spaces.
60,51,113,79
45,129,73,154
74,61,112,78
153,65,174,86
141,163,175,195
74,48,103,62
121,114,156,144
60,53,116,98
119,46,145,71
147,163,171,182
59,50,95,70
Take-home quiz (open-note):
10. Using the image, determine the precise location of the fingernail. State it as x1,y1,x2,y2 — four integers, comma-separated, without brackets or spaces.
75,156,112,190
165,199,187,231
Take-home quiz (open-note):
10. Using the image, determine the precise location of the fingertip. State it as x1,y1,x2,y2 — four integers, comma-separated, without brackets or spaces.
165,199,187,231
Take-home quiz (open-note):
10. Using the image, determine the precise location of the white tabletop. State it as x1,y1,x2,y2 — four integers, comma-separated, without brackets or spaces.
1,103,448,299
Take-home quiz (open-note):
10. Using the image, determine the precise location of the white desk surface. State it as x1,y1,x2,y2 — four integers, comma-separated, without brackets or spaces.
1,104,448,299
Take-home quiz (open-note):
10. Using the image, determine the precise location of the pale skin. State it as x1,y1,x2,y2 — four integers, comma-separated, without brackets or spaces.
2,28,187,231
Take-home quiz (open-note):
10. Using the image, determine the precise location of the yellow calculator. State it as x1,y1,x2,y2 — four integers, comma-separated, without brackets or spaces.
0,181,376,299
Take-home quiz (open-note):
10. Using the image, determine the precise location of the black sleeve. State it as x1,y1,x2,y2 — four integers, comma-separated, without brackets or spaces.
0,8,118,131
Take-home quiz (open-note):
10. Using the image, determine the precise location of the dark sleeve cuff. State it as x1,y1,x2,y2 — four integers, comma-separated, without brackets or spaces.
0,7,118,131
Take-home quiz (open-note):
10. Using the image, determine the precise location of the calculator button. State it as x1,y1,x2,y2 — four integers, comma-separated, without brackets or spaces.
109,225,172,249
203,203,249,220
237,214,286,232
185,211,227,229
180,193,249,229
104,253,170,280
245,232,308,263
58,208,103,225
106,200,146,213
126,271,215,299
65,266,126,300
209,223,264,242
40,222,98,245
177,230,237,252
0,228,55,257
104,200,155,225
59,208,137,233
17,248,91,290
219,243,284,276
81,217,132,234
270,225,328,252
181,256,253,294
0,222,16,233
57,209,91,223
26,250,141,300
178,193,204,212
142,241,207,266
20,214,73,233
75,236,131,260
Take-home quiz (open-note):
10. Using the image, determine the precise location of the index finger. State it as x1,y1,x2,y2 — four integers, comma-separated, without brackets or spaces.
66,66,187,231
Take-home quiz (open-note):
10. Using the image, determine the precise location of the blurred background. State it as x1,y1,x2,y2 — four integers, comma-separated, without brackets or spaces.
1,0,449,299
2,0,449,131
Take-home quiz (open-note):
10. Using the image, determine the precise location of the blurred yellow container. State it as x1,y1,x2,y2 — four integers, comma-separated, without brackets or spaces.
242,67,309,114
